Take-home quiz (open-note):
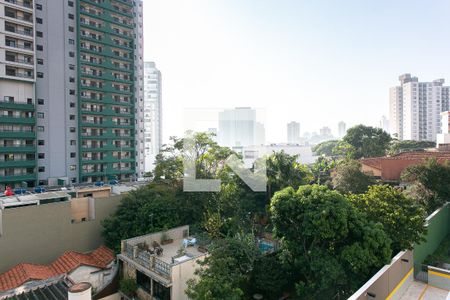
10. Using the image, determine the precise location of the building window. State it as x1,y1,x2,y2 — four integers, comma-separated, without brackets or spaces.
38,153,45,159
36,31,43,37
37,112,44,118
38,140,45,146
136,270,151,293
70,140,76,145
70,102,75,108
37,45,43,51
70,152,76,158
68,1,74,7
68,26,74,32
70,165,76,171
69,89,75,95
37,72,44,78
37,59,43,65
69,39,75,45
37,98,44,105
37,126,44,132
69,51,75,57
69,77,75,83
68,14,74,19
36,4,42,10
70,127,76,133
36,18,43,24
69,64,75,70
38,166,45,172
70,114,75,120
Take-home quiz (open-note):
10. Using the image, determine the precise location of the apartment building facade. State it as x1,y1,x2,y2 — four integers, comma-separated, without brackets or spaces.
143,61,161,172
0,0,37,189
389,73,450,141
0,0,144,189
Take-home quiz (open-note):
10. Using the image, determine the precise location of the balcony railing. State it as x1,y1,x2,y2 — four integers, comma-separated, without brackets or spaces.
5,57,33,65
4,0,32,9
5,42,33,51
122,242,172,279
5,27,33,37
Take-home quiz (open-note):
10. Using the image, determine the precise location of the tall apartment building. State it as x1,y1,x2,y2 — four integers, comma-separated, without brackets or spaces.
390,74,450,141
218,107,265,148
143,61,161,173
338,121,346,138
0,0,144,189
287,121,300,144
0,0,36,189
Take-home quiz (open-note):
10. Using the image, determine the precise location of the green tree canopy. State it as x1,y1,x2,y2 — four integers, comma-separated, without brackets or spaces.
401,158,450,213
343,125,391,159
388,140,436,155
186,233,261,300
270,185,391,299
351,185,426,253
312,140,340,157
331,159,374,194
266,150,313,198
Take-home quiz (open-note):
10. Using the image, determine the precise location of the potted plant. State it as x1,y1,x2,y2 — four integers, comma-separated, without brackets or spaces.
160,231,173,245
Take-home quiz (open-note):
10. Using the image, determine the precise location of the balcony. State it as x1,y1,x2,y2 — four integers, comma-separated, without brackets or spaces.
0,173,35,183
4,10,33,23
0,99,34,110
0,115,35,125
0,130,35,139
4,25,33,38
0,159,35,168
5,56,34,66
5,67,34,80
0,145,35,153
4,0,33,10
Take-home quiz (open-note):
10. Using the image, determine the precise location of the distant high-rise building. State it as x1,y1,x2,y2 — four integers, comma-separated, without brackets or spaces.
319,127,332,137
143,62,162,173
0,0,144,189
287,121,300,144
379,116,389,133
338,122,346,138
218,107,265,147
390,74,450,141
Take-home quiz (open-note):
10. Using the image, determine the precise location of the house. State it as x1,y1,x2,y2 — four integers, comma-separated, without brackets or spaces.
0,246,116,296
360,150,450,182
118,225,207,300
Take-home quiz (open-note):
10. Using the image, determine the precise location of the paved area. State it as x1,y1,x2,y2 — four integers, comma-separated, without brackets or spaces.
399,281,449,300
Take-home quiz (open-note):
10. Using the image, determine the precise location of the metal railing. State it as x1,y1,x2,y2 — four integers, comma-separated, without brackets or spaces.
4,0,32,9
123,242,172,279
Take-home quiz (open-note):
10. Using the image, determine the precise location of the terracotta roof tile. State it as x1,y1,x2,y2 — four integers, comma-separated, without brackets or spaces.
0,246,114,292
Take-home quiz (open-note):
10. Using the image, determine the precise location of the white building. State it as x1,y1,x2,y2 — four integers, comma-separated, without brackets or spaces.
379,116,389,133
287,121,300,144
390,74,450,141
436,111,450,146
218,107,265,148
338,121,346,138
143,62,162,173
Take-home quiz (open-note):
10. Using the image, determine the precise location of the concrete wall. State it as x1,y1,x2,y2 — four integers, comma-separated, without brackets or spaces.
348,251,413,300
171,257,202,300
0,195,122,273
413,203,450,266
428,266,450,291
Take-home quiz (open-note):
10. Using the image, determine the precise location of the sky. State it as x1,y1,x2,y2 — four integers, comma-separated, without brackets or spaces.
143,0,450,143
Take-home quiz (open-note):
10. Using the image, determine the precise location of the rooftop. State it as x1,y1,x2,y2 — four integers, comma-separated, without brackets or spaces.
0,246,114,292
0,191,70,210
0,276,71,300
120,226,207,282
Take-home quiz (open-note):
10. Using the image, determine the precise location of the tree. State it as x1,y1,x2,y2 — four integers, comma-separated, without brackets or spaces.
388,140,435,155
250,254,290,299
331,160,374,194
270,185,391,299
313,140,340,157
310,156,335,186
186,233,261,300
351,185,426,253
266,151,313,198
401,158,450,213
101,182,182,252
343,125,391,159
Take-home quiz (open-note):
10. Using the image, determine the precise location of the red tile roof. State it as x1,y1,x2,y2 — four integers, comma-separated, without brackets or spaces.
0,246,114,292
